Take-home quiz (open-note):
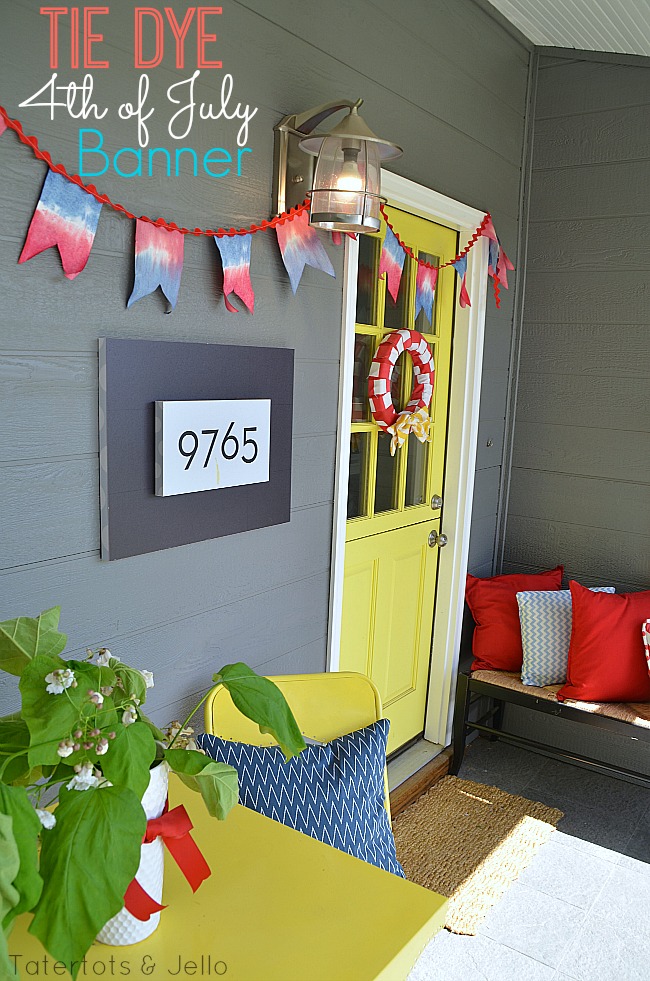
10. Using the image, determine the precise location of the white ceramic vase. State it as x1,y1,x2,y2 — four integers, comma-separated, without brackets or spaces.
96,761,169,946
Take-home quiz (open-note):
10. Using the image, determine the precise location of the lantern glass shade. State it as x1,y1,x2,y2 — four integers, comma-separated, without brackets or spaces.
309,136,382,234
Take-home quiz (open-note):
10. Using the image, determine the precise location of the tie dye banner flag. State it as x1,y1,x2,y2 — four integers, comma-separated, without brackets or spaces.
379,225,406,303
18,170,102,280
481,215,514,305
214,233,254,313
415,264,438,326
128,220,185,310
452,255,471,309
482,217,500,277
275,209,335,294
496,247,514,291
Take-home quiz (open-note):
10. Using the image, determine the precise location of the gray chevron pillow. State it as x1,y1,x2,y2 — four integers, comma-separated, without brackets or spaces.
518,586,615,687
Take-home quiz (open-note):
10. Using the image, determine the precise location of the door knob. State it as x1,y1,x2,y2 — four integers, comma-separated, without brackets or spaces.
431,495,443,510
428,530,449,548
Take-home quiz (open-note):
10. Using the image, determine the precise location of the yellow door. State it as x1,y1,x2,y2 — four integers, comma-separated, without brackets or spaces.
340,207,457,754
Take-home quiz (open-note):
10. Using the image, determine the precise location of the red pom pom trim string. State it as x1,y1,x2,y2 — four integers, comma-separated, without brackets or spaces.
379,202,492,272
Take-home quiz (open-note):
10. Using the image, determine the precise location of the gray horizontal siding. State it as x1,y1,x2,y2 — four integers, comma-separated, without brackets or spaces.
518,321,650,375
512,424,650,483
533,105,650,169
506,515,649,589
527,216,650,272
508,470,650,536
525,269,649,323
0,503,334,644
516,371,648,429
530,159,650,219
535,61,650,117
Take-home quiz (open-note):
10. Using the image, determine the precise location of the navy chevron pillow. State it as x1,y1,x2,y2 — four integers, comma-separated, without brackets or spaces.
197,718,404,877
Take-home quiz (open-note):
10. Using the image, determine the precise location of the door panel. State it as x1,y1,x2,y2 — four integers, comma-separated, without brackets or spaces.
340,207,458,753
342,519,441,754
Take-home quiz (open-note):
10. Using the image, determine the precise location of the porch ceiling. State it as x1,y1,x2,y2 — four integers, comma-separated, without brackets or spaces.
485,0,650,57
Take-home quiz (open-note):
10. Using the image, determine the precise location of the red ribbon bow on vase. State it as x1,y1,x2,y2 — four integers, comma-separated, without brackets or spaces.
124,802,212,922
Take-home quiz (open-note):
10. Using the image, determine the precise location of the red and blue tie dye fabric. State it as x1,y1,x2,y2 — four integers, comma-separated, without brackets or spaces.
482,217,500,277
379,225,406,303
482,216,514,288
18,170,102,280
496,247,514,290
452,255,471,309
214,233,254,313
128,220,184,309
275,210,335,293
415,264,438,327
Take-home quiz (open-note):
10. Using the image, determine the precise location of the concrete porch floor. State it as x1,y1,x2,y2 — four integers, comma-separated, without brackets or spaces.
408,738,650,981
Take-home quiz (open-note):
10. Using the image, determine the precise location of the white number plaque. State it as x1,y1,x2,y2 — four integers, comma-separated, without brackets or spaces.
154,399,271,497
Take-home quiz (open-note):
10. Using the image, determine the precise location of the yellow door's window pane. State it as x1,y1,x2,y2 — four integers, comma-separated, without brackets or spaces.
352,335,374,423
356,235,379,326
348,433,371,519
374,432,400,514
405,434,429,507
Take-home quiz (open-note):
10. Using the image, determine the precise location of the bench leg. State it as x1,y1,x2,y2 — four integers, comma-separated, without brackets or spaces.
489,699,504,740
450,672,471,775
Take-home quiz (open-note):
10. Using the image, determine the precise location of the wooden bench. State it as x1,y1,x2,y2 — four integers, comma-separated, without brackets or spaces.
450,669,650,789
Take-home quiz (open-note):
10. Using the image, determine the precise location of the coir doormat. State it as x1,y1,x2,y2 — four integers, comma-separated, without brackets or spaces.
392,775,563,934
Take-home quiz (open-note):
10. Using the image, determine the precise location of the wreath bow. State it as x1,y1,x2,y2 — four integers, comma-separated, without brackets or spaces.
386,407,432,456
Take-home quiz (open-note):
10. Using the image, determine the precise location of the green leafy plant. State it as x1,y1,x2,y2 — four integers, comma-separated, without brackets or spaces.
0,608,306,979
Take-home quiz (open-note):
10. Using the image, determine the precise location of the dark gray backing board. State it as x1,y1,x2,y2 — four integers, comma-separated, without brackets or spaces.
99,338,294,560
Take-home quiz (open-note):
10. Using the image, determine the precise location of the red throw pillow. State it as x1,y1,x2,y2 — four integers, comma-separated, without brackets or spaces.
557,581,650,703
466,566,564,672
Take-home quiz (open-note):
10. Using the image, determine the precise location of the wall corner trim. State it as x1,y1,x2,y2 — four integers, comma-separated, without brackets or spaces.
494,47,540,573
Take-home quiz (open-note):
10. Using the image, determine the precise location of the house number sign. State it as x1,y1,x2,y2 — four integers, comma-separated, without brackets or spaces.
154,399,271,497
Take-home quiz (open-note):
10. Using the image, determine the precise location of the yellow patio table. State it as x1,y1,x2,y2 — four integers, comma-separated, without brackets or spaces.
9,778,447,981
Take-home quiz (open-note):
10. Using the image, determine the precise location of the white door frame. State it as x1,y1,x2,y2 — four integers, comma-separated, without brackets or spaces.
327,172,489,748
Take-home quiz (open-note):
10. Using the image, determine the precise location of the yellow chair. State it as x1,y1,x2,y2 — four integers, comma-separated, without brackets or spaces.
204,671,392,820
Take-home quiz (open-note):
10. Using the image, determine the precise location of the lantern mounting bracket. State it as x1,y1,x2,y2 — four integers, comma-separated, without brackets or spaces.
273,100,362,217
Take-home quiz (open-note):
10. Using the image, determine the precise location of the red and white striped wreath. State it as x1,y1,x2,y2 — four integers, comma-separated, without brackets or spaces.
367,329,435,455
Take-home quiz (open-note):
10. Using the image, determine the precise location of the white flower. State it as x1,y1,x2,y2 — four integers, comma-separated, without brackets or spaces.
122,705,138,726
140,670,154,689
35,808,56,830
57,738,76,758
100,685,114,697
45,668,76,695
88,689,104,706
164,721,196,750
96,738,109,755
96,649,113,667
67,762,100,791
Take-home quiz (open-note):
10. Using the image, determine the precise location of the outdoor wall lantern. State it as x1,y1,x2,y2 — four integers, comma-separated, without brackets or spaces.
273,99,403,234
